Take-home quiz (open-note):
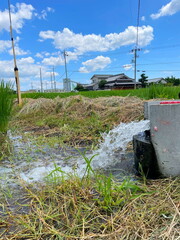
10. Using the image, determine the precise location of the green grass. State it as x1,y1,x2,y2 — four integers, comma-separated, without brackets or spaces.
20,85,180,100
2,170,179,239
0,80,14,154
0,80,14,133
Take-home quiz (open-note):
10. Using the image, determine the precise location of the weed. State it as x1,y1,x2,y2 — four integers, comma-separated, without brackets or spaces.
0,80,13,133
0,80,14,154
4,174,179,239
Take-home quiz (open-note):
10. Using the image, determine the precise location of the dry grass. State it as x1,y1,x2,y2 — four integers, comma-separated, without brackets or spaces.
1,177,179,240
17,96,144,121
12,96,145,146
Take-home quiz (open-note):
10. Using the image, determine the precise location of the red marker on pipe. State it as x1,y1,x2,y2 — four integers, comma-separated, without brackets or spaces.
160,101,180,104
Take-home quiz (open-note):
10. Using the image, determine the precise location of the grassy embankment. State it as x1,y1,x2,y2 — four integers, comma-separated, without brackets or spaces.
12,96,144,147
1,85,179,239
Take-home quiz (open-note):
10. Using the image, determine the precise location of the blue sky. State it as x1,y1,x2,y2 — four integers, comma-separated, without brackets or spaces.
0,0,180,91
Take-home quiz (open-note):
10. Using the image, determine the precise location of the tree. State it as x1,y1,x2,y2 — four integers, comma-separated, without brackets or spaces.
74,83,85,91
138,73,148,88
98,80,107,89
164,76,180,86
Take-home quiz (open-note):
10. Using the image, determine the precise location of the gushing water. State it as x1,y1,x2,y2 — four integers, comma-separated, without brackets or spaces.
92,120,150,168
0,120,150,184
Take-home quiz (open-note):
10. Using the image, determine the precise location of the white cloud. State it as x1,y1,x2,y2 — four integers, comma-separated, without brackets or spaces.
123,64,132,70
151,0,180,19
35,53,44,58
0,57,48,80
143,49,150,54
42,51,78,66
0,37,28,56
35,7,55,20
42,56,64,66
36,51,51,58
39,26,154,53
18,57,35,64
8,46,29,56
0,3,35,33
0,40,11,53
79,56,111,73
141,16,146,21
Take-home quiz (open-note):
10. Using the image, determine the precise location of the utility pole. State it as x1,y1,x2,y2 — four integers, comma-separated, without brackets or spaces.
132,0,141,89
40,68,43,92
52,67,56,92
50,72,53,92
63,50,68,79
8,0,22,104
63,50,71,91
131,48,141,89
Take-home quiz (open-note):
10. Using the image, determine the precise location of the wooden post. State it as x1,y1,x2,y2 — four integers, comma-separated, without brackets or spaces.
8,0,22,105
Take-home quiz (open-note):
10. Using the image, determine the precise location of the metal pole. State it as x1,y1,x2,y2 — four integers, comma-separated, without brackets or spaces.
63,50,68,79
134,48,137,89
8,0,22,104
40,68,43,92
53,67,56,92
50,72,53,92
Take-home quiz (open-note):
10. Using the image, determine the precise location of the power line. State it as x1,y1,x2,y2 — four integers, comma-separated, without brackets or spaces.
140,70,180,72
137,61,180,66
64,43,180,60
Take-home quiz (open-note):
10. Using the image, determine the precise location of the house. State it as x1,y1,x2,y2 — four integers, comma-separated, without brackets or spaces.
104,73,141,90
147,78,166,85
89,74,113,90
83,73,141,90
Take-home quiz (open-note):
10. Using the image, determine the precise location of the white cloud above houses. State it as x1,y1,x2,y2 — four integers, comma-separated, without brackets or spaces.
42,51,78,66
151,0,180,19
39,26,154,54
79,56,111,73
123,64,132,71
0,3,35,33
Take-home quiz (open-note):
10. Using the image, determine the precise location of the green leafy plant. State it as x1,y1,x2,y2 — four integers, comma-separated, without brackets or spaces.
0,80,14,149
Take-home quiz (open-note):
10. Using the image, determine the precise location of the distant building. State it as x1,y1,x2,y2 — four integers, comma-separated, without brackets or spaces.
147,78,166,85
90,74,113,90
83,73,141,90
105,73,141,90
21,89,38,93
44,89,64,93
63,78,71,92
